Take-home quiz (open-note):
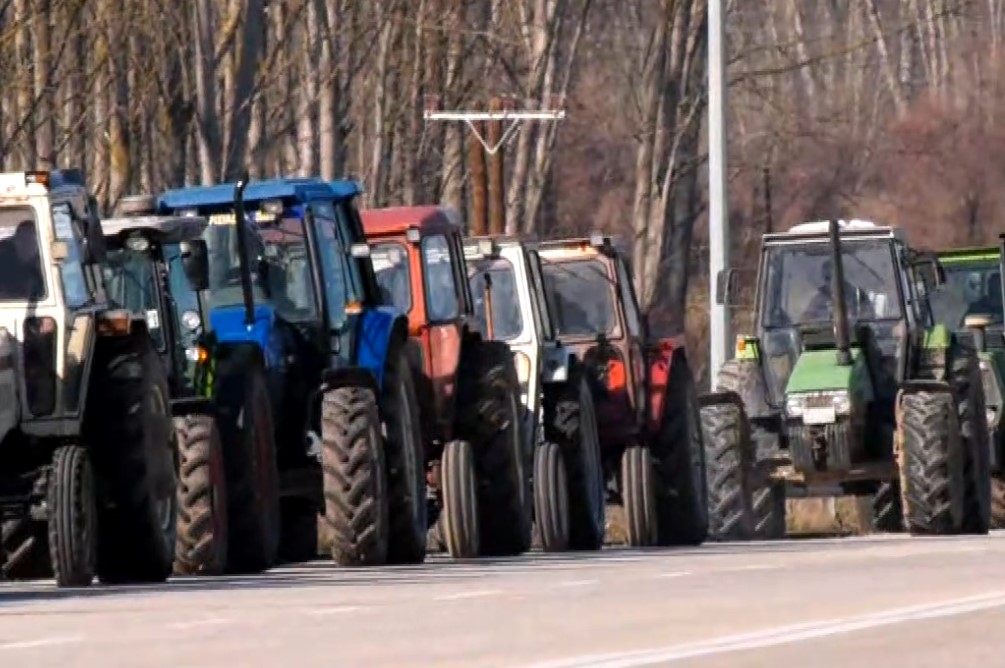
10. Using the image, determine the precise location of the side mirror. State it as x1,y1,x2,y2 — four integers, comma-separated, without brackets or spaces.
179,239,209,292
715,268,738,306
82,197,107,264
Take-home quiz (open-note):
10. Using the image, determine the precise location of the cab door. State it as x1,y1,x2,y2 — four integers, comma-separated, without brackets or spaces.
419,230,467,434
613,255,647,426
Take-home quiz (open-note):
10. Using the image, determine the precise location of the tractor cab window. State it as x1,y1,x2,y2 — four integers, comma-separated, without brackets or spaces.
421,234,459,322
164,242,202,351
468,259,523,341
51,203,90,308
761,240,903,328
103,249,165,351
202,214,277,314
311,209,355,328
542,258,618,338
257,212,325,324
372,242,411,311
0,207,46,302
933,259,1003,329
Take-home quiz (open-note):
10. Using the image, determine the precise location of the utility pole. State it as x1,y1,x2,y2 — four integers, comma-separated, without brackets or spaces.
708,0,731,383
423,95,565,235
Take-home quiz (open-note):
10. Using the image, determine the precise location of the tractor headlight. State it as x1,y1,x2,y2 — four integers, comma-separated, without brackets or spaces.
785,390,852,418
987,407,997,426
514,352,532,387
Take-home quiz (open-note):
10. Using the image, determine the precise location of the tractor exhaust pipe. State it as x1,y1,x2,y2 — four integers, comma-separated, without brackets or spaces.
829,219,852,366
233,175,256,328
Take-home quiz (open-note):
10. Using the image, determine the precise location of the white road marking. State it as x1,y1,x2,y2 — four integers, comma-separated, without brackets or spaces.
515,591,1005,668
552,579,598,588
307,606,364,616
433,589,503,601
656,571,692,579
167,617,233,631
0,635,84,651
710,564,778,573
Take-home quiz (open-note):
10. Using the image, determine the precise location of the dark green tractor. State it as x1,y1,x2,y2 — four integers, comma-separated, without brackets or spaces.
932,245,1005,528
704,219,991,539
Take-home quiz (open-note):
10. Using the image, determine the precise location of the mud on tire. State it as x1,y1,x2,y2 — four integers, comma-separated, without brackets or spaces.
456,340,532,556
897,391,966,535
321,386,389,566
215,362,280,574
173,415,228,575
699,400,754,541
88,339,177,584
380,346,427,565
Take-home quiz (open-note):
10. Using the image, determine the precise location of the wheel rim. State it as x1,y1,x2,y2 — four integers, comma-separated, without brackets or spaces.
398,381,423,528
151,384,176,548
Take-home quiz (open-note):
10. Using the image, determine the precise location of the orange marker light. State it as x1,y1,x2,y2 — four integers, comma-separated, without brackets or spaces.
607,359,627,391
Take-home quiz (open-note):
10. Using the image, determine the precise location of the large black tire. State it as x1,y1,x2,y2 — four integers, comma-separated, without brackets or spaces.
752,480,787,539
381,348,427,564
89,339,177,584
540,375,605,551
621,444,658,546
173,415,228,575
657,361,709,545
897,391,966,535
533,441,569,552
47,446,97,587
699,401,754,541
440,439,480,558
215,362,280,574
951,350,991,535
871,481,903,533
321,386,389,566
992,476,1005,529
456,340,532,556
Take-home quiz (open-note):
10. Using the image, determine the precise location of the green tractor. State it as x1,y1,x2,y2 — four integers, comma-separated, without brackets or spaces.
931,244,1005,527
706,219,991,538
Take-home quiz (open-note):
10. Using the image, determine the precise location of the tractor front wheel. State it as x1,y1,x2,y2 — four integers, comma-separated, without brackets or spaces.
48,446,98,587
173,415,228,575
700,401,754,541
621,445,659,546
440,439,480,559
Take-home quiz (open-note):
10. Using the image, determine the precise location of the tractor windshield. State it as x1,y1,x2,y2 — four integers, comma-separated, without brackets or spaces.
542,258,617,338
760,240,903,328
0,207,45,302
931,256,1003,329
468,260,524,341
372,242,411,311
102,249,166,351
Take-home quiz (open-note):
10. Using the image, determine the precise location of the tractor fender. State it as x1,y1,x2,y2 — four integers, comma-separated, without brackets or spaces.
208,303,283,370
645,336,685,433
354,305,405,393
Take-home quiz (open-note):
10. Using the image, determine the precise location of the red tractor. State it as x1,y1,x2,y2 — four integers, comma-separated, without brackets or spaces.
360,206,532,558
537,235,708,546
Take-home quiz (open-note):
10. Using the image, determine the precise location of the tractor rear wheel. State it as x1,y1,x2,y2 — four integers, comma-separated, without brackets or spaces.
700,400,754,541
440,439,480,558
48,446,97,587
381,348,427,565
541,374,605,551
897,391,966,535
215,363,280,574
951,351,991,535
173,415,228,575
456,340,532,556
321,386,389,566
657,362,709,545
90,340,177,585
992,476,1005,529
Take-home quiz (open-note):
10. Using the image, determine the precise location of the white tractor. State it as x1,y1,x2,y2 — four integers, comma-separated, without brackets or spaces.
0,170,177,586
463,236,605,551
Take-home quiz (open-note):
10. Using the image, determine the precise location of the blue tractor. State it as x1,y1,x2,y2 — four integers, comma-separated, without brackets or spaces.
155,177,427,569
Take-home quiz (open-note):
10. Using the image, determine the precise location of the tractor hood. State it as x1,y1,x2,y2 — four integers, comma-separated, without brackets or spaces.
786,347,861,393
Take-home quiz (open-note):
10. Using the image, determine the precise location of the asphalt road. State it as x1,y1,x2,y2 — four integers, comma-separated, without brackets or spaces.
3,533,1005,668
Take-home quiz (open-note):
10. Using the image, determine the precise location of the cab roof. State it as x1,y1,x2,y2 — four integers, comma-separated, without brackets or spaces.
936,246,999,264
157,178,363,211
360,206,462,237
101,215,208,246
764,218,903,243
